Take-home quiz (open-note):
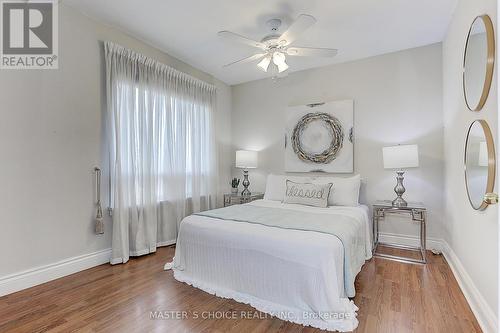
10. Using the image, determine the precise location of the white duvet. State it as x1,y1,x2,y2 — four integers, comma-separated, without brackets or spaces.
165,200,372,332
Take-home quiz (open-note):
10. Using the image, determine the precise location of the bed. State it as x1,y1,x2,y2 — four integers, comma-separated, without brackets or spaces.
164,182,372,332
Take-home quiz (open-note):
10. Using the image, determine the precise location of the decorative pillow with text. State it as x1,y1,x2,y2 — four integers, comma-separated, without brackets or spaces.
283,180,333,208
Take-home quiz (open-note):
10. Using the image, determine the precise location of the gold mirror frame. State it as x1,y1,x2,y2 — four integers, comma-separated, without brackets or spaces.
464,120,496,210
463,14,495,112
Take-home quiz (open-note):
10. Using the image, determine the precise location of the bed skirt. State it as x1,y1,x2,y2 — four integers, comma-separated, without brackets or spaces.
168,265,359,332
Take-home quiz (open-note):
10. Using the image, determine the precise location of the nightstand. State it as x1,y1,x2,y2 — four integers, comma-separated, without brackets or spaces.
224,192,264,207
372,200,427,264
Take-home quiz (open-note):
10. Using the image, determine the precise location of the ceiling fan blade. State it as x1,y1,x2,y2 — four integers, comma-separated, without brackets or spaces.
279,14,316,46
286,47,338,57
218,31,266,49
223,53,266,68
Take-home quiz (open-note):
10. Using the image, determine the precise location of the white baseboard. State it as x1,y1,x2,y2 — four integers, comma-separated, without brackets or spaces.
0,240,177,296
377,232,443,251
377,232,497,333
441,241,497,333
0,248,112,297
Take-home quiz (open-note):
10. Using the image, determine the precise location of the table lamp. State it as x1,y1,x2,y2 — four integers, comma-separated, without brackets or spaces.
383,144,419,207
235,150,258,195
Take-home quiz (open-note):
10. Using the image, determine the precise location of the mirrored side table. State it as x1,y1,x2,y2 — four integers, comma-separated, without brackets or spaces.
224,192,264,207
372,200,427,264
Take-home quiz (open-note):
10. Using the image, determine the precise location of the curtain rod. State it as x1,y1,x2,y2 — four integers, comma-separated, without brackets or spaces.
104,41,217,92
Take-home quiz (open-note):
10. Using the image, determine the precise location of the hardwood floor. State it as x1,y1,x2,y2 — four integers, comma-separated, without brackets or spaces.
0,246,481,333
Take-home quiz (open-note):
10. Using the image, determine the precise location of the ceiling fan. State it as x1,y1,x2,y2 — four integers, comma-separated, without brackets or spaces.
218,14,338,75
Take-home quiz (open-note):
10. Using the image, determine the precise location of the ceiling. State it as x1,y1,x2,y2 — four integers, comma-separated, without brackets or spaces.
64,0,457,85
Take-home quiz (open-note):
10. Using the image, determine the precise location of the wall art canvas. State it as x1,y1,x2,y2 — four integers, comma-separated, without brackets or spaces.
285,100,354,173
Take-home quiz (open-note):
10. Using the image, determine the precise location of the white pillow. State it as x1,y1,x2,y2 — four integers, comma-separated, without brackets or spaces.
283,180,332,208
264,174,313,201
312,174,361,206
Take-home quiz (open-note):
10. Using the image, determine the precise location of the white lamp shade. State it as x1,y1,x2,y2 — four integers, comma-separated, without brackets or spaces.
236,150,258,169
383,145,419,169
478,141,488,167
257,56,271,72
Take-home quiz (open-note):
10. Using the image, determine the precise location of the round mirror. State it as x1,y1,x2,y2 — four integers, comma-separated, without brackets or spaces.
465,120,496,210
463,15,495,111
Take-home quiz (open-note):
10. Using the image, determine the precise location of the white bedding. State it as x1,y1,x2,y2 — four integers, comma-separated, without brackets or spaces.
165,200,372,331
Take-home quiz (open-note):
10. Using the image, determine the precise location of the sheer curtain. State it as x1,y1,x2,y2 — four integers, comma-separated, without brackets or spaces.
105,42,218,264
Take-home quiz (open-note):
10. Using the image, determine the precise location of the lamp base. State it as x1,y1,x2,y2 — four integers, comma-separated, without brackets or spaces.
392,197,408,208
392,171,408,207
241,170,251,196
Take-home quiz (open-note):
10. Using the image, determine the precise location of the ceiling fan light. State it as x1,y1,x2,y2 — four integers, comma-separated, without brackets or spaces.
272,51,285,64
272,52,289,73
277,61,289,73
257,56,271,72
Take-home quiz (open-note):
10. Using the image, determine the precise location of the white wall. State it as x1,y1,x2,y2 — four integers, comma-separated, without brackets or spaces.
442,0,498,330
215,82,233,207
231,44,444,241
0,4,232,278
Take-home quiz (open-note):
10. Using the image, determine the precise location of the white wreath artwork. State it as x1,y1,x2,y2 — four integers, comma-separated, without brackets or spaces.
285,100,354,173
